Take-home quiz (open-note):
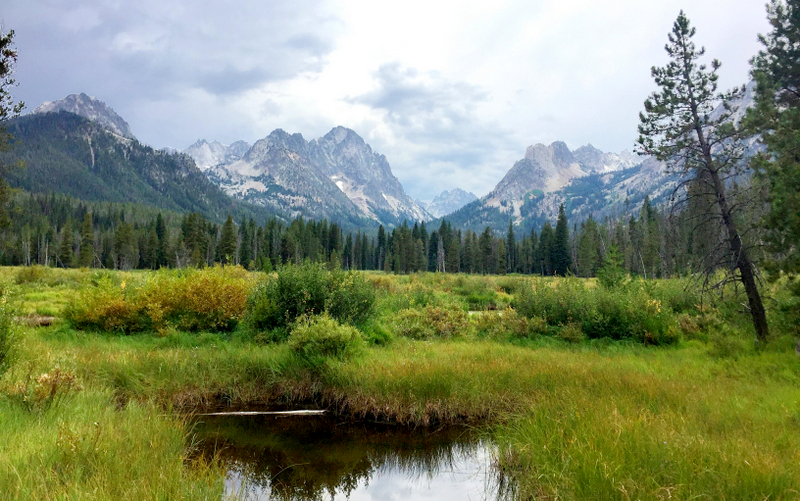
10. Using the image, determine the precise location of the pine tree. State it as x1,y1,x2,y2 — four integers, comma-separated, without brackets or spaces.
748,0,800,276
538,223,554,276
479,227,494,274
0,28,24,229
637,11,769,343
155,213,169,267
552,204,571,276
79,212,94,267
218,214,237,265
577,216,602,277
506,220,516,273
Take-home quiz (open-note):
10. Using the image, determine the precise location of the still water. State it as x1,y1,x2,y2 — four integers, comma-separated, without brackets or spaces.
191,413,511,501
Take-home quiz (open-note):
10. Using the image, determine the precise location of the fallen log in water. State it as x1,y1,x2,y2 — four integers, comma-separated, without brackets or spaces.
198,410,327,417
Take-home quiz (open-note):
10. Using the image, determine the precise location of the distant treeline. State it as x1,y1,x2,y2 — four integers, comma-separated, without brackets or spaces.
0,189,758,279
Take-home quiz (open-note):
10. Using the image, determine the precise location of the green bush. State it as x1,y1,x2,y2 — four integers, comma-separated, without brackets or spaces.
377,279,435,312
246,263,377,333
288,314,363,364
0,285,15,375
516,278,678,345
557,322,586,343
15,265,50,285
326,271,376,326
516,278,593,326
359,318,394,345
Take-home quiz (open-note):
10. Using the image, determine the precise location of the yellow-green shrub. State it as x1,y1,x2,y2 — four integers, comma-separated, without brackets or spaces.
394,305,471,339
472,308,546,340
64,266,255,333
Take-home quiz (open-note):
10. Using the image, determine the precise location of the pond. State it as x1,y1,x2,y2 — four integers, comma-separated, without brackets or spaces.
190,412,511,501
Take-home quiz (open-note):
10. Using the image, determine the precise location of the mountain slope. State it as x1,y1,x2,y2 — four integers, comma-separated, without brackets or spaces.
443,141,673,233
208,129,371,227
2,111,271,223
191,126,430,227
32,93,136,139
184,139,251,170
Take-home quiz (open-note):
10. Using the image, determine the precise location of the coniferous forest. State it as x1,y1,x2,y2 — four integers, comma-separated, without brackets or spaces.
0,179,767,283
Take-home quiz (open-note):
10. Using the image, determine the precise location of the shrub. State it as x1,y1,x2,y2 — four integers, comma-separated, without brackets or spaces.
326,271,376,326
394,304,471,340
376,279,436,313
65,266,254,333
516,278,678,345
516,278,593,326
246,263,377,333
0,285,15,375
288,314,363,364
15,265,50,285
557,322,586,343
472,308,546,340
360,318,394,345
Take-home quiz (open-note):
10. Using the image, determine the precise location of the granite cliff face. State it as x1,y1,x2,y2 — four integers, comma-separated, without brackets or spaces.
423,188,478,218
189,126,431,227
32,93,136,140
184,139,251,170
443,140,675,232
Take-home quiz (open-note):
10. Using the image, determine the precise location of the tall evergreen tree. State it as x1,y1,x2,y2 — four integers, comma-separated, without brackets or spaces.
79,212,94,267
748,0,800,276
506,220,516,273
0,28,24,229
218,214,237,265
538,223,554,275
637,11,769,343
552,204,571,276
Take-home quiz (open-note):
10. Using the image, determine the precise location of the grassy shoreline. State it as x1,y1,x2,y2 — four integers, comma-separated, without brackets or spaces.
1,266,799,500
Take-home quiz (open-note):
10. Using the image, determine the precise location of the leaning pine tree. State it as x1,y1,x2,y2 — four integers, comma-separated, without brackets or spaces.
636,11,769,343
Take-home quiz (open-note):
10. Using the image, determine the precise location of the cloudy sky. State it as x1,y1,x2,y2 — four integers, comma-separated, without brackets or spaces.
3,0,770,201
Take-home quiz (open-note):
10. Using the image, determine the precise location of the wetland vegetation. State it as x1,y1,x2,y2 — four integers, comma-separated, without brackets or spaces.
0,264,798,500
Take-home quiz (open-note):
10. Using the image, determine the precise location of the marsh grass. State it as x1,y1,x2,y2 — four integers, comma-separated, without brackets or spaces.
1,267,800,499
0,386,223,501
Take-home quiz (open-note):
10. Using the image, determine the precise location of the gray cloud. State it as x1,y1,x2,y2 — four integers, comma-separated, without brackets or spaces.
351,63,519,200
4,0,339,138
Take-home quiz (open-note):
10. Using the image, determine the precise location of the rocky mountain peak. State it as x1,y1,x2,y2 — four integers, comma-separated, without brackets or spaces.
185,138,251,171
32,93,135,139
425,188,478,218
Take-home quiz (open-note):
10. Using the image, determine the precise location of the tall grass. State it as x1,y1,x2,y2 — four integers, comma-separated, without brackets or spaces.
0,386,223,500
2,266,799,499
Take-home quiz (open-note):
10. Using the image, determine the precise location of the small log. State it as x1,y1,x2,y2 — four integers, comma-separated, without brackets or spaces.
198,410,327,417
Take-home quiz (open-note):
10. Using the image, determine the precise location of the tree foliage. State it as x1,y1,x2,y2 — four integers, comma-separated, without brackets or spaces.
748,0,800,275
636,11,769,343
0,28,24,228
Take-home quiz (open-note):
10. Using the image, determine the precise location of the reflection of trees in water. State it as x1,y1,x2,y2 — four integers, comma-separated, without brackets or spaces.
191,415,507,501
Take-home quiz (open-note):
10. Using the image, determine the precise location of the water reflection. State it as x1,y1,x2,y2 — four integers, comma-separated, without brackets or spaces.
191,414,509,500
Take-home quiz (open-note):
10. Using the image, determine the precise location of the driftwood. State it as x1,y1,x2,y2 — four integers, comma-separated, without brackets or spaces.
16,314,56,327
198,410,327,417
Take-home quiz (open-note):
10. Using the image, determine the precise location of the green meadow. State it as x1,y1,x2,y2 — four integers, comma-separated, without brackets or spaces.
0,264,798,500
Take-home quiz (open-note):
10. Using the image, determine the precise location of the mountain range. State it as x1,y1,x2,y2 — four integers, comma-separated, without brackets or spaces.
419,188,478,218
184,126,431,227
8,88,754,234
